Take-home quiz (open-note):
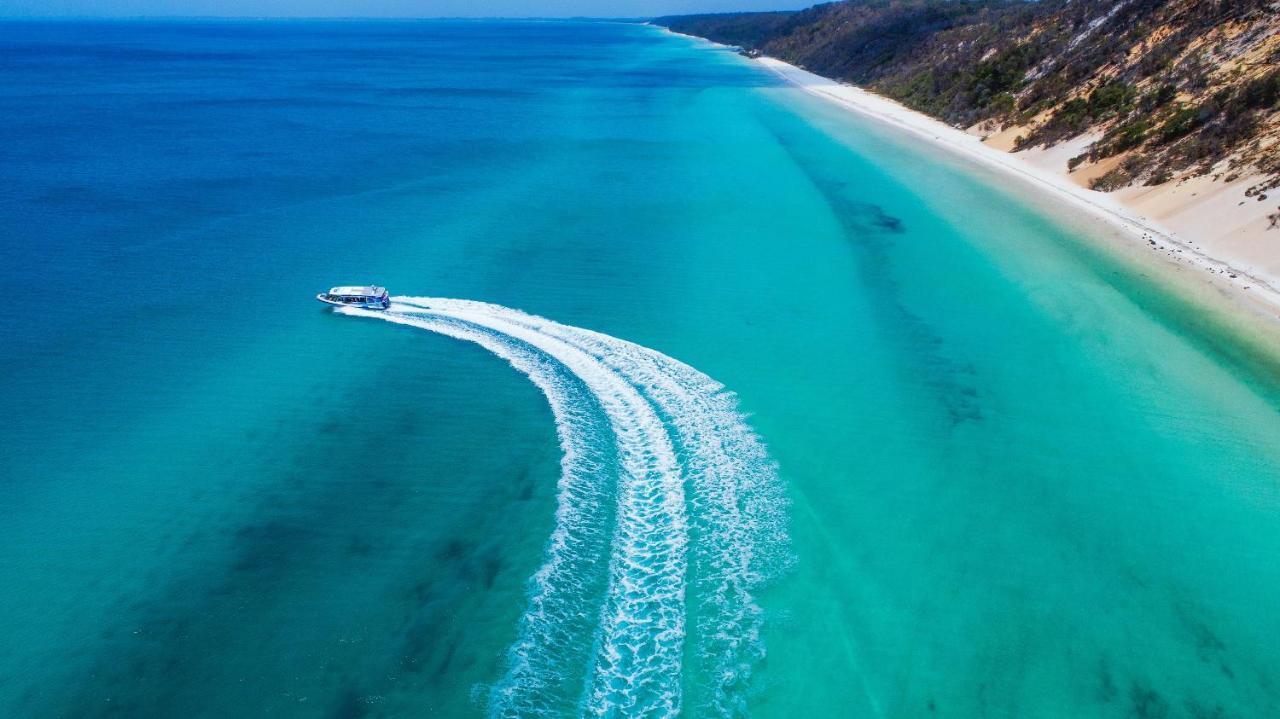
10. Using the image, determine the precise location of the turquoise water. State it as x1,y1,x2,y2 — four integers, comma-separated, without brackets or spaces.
2,19,1279,718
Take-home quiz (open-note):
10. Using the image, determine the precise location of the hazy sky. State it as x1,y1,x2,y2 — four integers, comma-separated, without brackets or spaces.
0,0,815,18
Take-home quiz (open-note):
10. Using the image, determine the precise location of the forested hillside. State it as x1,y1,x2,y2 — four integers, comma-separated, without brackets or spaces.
656,0,1280,193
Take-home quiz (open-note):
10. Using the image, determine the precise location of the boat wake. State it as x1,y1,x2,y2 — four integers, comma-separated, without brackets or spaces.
337,297,788,717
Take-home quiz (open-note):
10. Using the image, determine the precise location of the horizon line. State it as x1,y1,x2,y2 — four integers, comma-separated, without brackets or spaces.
0,15,671,22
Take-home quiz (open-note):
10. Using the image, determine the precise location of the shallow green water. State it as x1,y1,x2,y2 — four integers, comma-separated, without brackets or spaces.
1,19,1278,718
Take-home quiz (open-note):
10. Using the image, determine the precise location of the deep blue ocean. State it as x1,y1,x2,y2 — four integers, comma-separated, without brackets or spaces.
2,19,1280,719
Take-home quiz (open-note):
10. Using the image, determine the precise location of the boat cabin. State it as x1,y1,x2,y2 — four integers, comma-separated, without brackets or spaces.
317,285,390,310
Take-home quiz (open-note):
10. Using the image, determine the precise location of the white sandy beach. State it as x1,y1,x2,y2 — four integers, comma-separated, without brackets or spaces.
753,56,1280,321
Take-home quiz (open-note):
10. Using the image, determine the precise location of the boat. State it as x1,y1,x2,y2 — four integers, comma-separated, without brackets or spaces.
316,285,391,310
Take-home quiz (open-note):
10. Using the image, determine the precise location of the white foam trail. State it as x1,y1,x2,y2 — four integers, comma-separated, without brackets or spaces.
540,325,788,716
339,298,788,717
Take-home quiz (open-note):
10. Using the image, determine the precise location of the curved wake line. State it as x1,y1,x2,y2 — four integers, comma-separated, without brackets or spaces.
339,298,788,717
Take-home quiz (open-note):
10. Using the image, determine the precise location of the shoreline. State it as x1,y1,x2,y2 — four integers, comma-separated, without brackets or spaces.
750,56,1280,323
653,25,1280,325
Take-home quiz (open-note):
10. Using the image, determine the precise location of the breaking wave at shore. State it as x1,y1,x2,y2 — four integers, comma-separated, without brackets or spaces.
338,298,789,717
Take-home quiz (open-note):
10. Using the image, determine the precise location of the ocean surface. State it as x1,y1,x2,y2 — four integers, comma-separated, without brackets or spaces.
2,19,1279,719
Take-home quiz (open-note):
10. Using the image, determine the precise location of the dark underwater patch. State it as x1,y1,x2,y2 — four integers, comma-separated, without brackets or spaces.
400,602,451,673
1185,698,1229,719
327,682,369,719
766,124,984,428
1129,682,1171,719
1173,602,1234,679
231,517,320,579
1097,658,1120,704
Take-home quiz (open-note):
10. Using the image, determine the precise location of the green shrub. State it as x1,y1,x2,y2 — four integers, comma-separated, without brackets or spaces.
1139,83,1177,111
1051,97,1090,130
987,91,1016,114
969,46,1033,106
1088,81,1135,117
1238,69,1280,111
1156,106,1204,143
1091,168,1132,191
1109,119,1151,153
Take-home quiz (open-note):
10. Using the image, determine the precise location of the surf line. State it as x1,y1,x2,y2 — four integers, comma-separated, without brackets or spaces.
338,297,788,717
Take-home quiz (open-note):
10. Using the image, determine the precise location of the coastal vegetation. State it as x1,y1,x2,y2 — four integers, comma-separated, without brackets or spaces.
656,0,1280,193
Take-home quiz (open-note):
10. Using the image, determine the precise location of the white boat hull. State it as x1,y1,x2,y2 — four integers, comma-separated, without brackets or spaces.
316,292,390,310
